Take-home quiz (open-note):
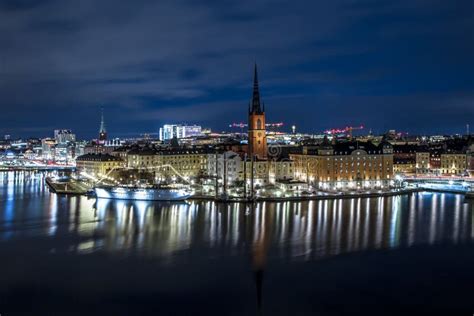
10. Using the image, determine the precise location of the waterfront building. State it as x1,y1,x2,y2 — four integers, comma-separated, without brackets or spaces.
434,138,470,175
238,158,294,186
155,148,209,181
393,160,415,175
76,153,123,178
392,144,429,175
440,153,467,175
468,141,474,177
126,146,159,169
207,151,242,187
429,150,442,174
415,152,430,174
124,146,210,182
290,138,394,189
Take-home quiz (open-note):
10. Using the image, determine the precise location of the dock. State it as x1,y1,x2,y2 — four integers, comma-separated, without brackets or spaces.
45,177,92,195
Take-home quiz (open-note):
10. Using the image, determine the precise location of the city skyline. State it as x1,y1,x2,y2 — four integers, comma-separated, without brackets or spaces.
1,2,474,315
0,0,473,138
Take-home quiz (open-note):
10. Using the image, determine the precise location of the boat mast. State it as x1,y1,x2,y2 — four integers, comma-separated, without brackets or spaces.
250,154,254,200
223,152,227,196
243,153,247,199
215,149,219,198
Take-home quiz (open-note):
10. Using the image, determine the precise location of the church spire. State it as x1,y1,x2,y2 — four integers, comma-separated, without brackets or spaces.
250,63,263,114
99,107,106,133
99,106,107,142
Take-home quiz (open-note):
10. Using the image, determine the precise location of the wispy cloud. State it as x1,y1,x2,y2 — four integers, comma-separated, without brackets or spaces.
0,0,472,137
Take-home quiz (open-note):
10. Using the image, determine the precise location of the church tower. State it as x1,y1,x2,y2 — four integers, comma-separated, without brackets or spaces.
99,107,107,143
248,64,267,159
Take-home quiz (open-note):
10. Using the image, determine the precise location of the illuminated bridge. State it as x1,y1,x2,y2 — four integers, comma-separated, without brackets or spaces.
0,157,75,171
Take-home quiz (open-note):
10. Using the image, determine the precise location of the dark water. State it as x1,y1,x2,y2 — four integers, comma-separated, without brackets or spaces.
1,171,473,315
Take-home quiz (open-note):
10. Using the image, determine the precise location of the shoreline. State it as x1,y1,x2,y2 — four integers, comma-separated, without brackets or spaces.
43,176,473,202
191,188,424,202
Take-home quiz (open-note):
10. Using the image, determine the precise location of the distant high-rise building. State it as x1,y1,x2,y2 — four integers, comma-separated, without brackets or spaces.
54,129,76,144
41,138,57,160
248,64,267,159
4,134,11,141
159,124,202,141
99,107,107,142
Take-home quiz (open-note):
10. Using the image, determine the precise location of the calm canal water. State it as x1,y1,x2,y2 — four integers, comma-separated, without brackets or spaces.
1,171,473,315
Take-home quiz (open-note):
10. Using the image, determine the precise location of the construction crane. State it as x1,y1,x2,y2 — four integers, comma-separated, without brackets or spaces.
229,122,248,135
324,125,364,139
228,122,284,134
266,122,284,134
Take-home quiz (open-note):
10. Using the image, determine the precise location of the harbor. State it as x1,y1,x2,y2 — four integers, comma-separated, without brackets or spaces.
1,0,473,314
1,170,474,315
44,171,474,203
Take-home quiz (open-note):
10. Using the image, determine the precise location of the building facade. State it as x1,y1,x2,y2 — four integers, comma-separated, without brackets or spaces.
207,151,242,186
468,142,474,177
159,124,202,141
238,158,295,186
440,153,467,175
123,146,210,182
76,153,124,177
54,129,76,144
392,144,429,175
415,152,430,174
290,139,394,189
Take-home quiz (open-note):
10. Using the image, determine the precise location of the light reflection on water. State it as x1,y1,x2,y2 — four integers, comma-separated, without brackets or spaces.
0,171,473,262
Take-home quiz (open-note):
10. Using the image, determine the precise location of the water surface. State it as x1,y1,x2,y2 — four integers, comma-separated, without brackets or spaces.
1,171,473,315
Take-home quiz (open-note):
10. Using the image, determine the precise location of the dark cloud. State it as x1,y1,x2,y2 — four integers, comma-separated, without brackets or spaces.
0,0,472,138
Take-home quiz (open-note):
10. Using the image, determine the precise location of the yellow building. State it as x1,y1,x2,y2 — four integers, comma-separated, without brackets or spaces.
125,146,209,181
415,152,430,174
75,153,124,177
290,139,393,189
441,153,467,175
157,149,209,180
393,161,416,175
127,147,159,168
392,144,429,175
238,158,294,186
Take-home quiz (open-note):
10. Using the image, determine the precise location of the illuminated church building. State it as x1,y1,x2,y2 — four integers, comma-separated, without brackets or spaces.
239,65,295,185
248,64,268,160
98,108,107,143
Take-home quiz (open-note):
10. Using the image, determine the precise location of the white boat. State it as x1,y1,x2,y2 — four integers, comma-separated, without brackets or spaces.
94,185,192,201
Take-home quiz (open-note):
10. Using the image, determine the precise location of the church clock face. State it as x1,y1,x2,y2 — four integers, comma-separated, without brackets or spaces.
258,132,262,137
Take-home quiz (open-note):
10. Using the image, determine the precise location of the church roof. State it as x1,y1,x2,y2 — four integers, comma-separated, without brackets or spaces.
249,64,264,114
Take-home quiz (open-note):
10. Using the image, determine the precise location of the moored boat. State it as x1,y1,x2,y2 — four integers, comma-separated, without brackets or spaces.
94,185,192,201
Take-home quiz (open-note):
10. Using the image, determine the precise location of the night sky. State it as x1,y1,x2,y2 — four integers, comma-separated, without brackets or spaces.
0,0,473,139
